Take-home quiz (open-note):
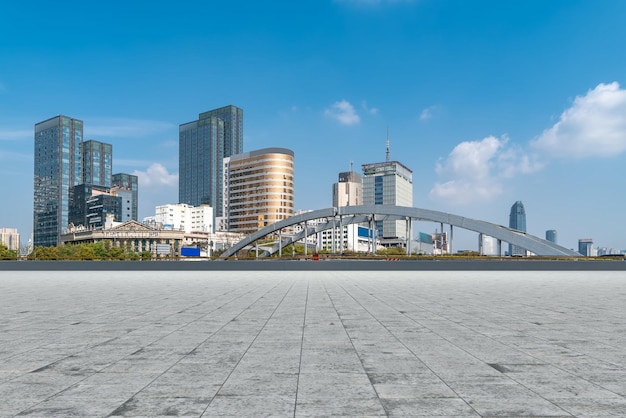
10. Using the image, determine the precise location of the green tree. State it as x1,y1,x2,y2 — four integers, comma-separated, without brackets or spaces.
0,244,18,260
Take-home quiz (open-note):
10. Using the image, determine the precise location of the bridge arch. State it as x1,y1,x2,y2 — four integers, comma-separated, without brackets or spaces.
220,205,579,258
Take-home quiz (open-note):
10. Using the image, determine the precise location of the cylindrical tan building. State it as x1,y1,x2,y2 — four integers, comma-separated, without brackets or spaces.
225,148,294,234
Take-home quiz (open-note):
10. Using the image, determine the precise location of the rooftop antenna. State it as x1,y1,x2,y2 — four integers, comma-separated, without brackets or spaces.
385,127,390,162
349,160,354,172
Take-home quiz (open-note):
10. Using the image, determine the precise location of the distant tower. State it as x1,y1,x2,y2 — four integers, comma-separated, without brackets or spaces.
578,238,593,256
508,201,527,256
546,230,557,244
333,162,362,208
362,135,413,245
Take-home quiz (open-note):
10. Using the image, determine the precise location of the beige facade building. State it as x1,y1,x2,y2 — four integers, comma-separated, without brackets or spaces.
333,169,362,208
225,148,294,234
0,228,20,251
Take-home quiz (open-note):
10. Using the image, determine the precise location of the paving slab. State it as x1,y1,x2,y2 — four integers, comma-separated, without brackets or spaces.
1,270,626,417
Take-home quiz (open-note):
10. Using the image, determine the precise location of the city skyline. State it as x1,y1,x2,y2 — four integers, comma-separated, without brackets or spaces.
2,1,626,251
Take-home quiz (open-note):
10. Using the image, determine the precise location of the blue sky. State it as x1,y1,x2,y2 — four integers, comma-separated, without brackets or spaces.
2,0,626,251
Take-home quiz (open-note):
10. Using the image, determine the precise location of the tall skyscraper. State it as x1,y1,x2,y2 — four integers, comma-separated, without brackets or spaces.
508,200,527,256
333,164,362,208
34,115,83,246
82,140,112,187
112,173,139,221
179,105,243,217
362,138,413,244
224,148,294,234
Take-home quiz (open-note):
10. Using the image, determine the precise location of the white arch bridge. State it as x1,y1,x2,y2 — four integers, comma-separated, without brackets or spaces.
220,205,579,258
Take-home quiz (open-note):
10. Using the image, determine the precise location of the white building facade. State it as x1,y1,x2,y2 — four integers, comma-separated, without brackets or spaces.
154,203,214,233
362,160,413,244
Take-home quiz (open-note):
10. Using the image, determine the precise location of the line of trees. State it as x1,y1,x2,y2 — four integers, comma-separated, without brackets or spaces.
27,242,153,261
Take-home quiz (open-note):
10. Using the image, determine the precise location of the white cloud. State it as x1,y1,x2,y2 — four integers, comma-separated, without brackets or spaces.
531,82,626,158
325,100,360,126
430,136,542,205
132,163,178,188
0,129,31,141
419,105,439,121
84,118,175,139
361,101,379,115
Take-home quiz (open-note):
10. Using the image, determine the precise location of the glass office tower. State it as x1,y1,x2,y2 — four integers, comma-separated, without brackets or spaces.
179,105,243,217
508,200,527,256
112,173,139,221
34,115,83,246
82,140,112,187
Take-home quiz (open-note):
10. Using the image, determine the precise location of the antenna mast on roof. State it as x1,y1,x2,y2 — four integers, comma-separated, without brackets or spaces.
385,127,390,162
349,160,354,172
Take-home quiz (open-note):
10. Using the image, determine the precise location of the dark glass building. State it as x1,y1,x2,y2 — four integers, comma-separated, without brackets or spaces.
34,115,83,246
112,173,138,221
82,140,112,187
508,200,527,256
179,105,243,217
69,184,121,230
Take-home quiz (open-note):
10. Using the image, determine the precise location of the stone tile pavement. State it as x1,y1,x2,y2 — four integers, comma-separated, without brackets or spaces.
1,270,626,417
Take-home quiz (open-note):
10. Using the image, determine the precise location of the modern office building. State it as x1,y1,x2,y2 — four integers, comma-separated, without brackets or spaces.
179,105,243,217
362,140,413,244
82,140,112,187
0,228,20,251
546,230,557,244
34,115,83,246
508,200,527,256
578,238,594,256
112,173,139,221
333,166,362,208
225,148,294,234
154,203,214,233
69,184,122,230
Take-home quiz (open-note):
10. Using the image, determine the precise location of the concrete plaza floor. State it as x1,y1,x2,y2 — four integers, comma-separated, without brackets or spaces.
1,270,626,417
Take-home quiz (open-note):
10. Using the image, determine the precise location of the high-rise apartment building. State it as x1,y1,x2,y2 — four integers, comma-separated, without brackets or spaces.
225,148,294,234
82,140,112,187
333,167,362,208
362,140,413,243
112,173,138,221
179,105,243,217
34,115,83,246
508,200,527,256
